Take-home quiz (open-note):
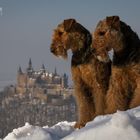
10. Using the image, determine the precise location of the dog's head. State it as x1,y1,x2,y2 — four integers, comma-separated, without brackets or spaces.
50,19,77,59
50,19,92,59
92,16,124,62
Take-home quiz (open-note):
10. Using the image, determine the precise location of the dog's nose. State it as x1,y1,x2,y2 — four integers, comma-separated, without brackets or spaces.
50,47,55,53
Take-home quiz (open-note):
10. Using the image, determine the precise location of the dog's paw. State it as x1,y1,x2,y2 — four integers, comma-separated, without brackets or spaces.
74,122,86,129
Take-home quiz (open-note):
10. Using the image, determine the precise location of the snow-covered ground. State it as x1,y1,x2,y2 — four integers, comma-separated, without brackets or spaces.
3,106,140,140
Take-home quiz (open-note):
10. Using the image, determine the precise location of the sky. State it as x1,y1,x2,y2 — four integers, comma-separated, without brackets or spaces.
0,0,140,84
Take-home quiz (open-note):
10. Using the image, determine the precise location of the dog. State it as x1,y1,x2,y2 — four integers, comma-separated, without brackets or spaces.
92,16,140,114
50,19,111,128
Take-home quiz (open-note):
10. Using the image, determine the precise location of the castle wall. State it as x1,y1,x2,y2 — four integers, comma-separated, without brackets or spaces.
27,77,36,88
16,87,27,94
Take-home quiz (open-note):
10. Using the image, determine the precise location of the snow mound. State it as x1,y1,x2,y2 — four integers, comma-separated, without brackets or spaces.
63,108,140,140
3,106,140,140
4,122,75,140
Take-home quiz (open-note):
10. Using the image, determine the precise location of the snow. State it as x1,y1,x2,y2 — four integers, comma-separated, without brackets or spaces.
3,107,140,140
3,122,75,140
64,110,140,140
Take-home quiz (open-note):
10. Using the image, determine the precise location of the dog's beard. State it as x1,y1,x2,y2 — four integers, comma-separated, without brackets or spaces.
58,54,67,59
57,51,68,59
97,55,105,62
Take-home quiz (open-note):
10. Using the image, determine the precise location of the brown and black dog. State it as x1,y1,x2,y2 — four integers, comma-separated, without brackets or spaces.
50,19,111,128
92,16,140,114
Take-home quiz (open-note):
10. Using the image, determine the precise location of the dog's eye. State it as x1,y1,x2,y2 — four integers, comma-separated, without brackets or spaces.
98,31,106,36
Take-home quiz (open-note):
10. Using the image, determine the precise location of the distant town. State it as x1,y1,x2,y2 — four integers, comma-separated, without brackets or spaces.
0,59,76,138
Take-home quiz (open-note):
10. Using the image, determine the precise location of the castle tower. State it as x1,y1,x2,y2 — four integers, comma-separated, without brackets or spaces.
61,73,68,88
17,66,27,88
18,66,23,74
17,66,23,86
26,58,34,76
29,58,32,68
40,64,46,73
54,67,57,76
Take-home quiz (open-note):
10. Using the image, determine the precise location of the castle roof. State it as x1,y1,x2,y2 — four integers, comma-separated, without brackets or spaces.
18,66,23,74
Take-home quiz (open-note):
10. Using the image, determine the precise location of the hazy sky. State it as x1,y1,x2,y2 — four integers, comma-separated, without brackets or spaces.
0,0,140,83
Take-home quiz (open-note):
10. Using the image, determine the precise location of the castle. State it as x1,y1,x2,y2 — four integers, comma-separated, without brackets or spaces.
16,58,68,96
0,60,75,137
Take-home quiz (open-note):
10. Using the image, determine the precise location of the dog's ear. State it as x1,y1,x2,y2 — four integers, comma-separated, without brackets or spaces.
64,19,76,32
106,16,120,30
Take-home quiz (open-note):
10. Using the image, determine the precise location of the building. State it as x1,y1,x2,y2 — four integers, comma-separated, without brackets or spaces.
16,59,68,96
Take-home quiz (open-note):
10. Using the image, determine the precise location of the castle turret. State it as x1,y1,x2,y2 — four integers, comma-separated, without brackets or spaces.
26,58,34,76
54,67,57,76
61,73,68,88
29,58,32,68
17,66,27,90
40,64,46,73
18,66,23,74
